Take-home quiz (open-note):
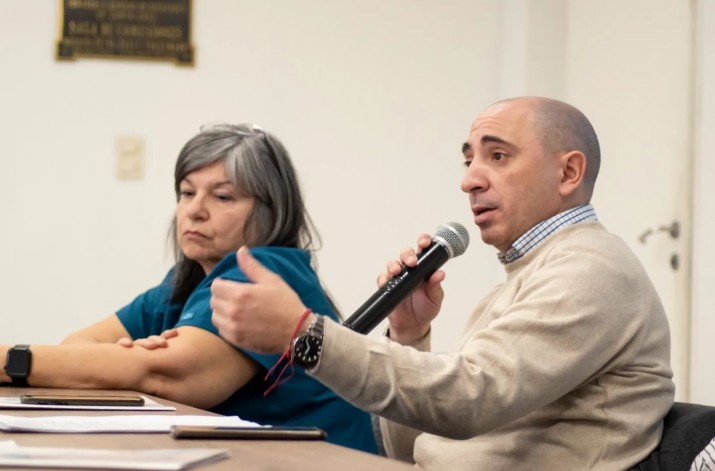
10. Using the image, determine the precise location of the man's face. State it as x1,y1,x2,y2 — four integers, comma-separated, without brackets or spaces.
461,100,564,253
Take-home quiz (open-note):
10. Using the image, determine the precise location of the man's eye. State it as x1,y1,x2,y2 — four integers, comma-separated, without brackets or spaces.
493,152,506,161
179,190,194,198
463,159,473,168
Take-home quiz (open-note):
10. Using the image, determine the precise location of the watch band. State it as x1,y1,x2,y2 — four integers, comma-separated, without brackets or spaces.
5,344,32,386
309,314,324,338
303,315,319,337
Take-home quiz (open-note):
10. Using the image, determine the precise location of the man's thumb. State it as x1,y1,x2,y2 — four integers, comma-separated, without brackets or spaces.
236,246,274,283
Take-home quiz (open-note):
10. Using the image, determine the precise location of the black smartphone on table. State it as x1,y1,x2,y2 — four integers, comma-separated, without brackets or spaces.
20,394,145,406
170,425,327,440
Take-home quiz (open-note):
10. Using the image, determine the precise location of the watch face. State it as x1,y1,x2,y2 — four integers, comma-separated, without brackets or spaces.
293,335,322,368
6,349,31,377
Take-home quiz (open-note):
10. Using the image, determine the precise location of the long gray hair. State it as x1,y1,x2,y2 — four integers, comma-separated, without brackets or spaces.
169,123,322,305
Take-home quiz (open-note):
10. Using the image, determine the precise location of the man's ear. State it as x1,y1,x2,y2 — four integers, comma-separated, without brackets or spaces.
559,150,587,197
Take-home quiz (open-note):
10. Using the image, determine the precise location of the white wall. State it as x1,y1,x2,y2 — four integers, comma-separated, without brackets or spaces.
0,0,503,348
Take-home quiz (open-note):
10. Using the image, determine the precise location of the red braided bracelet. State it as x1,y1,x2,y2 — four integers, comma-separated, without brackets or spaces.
263,308,313,396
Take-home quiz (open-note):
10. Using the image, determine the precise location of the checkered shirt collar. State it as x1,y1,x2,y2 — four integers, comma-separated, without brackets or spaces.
498,204,598,264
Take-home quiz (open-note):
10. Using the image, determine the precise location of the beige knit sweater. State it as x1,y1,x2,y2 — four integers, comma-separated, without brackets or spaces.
312,221,674,470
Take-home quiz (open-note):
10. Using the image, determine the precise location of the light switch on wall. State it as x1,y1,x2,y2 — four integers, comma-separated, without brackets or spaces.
116,136,145,180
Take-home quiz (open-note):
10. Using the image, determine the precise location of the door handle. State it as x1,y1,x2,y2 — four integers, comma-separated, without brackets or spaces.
638,221,680,244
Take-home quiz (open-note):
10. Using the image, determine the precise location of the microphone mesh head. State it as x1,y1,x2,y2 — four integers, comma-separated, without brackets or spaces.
435,222,470,258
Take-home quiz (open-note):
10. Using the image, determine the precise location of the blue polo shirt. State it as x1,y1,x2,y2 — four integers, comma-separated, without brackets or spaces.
117,247,377,453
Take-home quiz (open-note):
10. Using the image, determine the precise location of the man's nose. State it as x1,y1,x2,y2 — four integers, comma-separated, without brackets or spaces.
461,162,487,193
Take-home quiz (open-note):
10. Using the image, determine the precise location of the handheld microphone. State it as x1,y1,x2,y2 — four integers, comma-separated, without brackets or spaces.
343,222,470,334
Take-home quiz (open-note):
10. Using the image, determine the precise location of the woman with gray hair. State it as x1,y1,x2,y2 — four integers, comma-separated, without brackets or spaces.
0,123,377,454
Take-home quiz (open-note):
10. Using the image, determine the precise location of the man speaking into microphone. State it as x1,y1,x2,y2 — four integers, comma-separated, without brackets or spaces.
210,97,673,471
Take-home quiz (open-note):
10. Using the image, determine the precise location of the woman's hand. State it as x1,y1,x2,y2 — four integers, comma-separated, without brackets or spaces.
116,329,179,349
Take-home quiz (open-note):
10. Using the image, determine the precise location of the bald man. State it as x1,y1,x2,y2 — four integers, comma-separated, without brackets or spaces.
211,97,674,470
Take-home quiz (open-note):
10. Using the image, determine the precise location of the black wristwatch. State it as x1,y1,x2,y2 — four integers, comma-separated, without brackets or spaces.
5,344,32,386
291,315,325,369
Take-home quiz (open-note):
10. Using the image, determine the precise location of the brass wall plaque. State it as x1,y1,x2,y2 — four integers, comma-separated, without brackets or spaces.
56,0,194,65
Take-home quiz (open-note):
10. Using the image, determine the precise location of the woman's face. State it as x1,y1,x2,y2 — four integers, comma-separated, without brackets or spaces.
176,160,256,274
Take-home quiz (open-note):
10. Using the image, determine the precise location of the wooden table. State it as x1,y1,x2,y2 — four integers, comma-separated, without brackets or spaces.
0,387,414,471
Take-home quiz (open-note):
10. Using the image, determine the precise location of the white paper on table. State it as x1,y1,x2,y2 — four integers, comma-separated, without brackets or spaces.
0,396,175,412
0,440,229,470
0,414,258,433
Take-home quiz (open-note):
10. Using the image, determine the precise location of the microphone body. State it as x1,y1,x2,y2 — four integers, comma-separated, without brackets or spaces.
343,222,469,334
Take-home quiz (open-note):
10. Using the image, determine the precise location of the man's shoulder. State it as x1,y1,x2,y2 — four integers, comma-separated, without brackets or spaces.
531,221,654,290
543,221,633,259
